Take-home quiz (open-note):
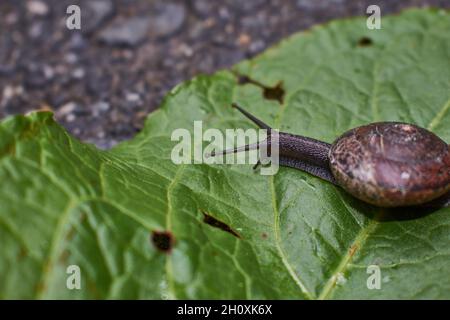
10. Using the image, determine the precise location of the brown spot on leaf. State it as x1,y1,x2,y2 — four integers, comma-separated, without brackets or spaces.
202,211,241,238
19,121,41,140
358,36,373,47
237,74,253,85
86,279,101,299
65,227,76,241
35,282,46,294
79,211,87,222
0,142,16,157
236,74,285,104
17,247,28,260
151,230,174,253
58,250,70,265
349,244,358,257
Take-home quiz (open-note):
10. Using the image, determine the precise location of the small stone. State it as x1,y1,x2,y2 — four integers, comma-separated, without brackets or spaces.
225,24,234,34
1,85,24,107
64,53,78,64
237,33,251,46
82,0,115,34
36,104,53,113
204,17,215,28
99,16,151,47
72,68,85,79
24,63,54,89
43,65,54,79
57,102,77,117
228,0,267,12
91,101,110,117
296,0,315,9
85,71,112,98
68,33,87,51
125,92,140,102
5,12,18,25
66,114,76,122
149,3,186,38
218,7,230,20
178,44,193,57
2,86,14,103
28,21,44,38
4,85,23,99
192,0,215,17
0,65,15,76
249,39,266,53
27,0,49,16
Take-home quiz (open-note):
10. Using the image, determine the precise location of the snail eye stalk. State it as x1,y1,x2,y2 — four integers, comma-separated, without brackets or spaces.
231,103,272,130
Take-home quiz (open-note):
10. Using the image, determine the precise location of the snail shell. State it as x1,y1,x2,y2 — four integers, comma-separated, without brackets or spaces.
329,122,450,207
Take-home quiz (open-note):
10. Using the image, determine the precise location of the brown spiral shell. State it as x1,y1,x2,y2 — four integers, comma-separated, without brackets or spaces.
329,122,450,207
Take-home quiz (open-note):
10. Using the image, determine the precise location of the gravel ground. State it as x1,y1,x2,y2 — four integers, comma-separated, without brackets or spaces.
0,0,448,148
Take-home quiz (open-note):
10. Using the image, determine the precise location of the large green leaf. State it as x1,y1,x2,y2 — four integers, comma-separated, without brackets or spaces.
0,9,449,299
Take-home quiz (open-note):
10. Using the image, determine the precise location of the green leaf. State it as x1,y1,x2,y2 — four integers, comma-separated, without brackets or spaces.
1,9,449,299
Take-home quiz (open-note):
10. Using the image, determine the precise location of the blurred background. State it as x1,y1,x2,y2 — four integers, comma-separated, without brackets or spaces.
0,0,448,148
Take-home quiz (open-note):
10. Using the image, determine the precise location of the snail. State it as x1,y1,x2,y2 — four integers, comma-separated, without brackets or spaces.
211,103,450,208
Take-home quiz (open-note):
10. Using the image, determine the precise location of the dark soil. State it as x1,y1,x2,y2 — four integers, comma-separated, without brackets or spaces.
0,0,448,148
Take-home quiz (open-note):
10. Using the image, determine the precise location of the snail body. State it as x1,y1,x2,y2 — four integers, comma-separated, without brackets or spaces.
215,104,450,208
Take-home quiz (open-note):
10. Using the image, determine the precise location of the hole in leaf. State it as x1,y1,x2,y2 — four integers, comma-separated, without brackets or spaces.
17,247,28,261
151,230,174,253
202,211,241,238
263,82,284,104
358,36,373,47
236,74,285,104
